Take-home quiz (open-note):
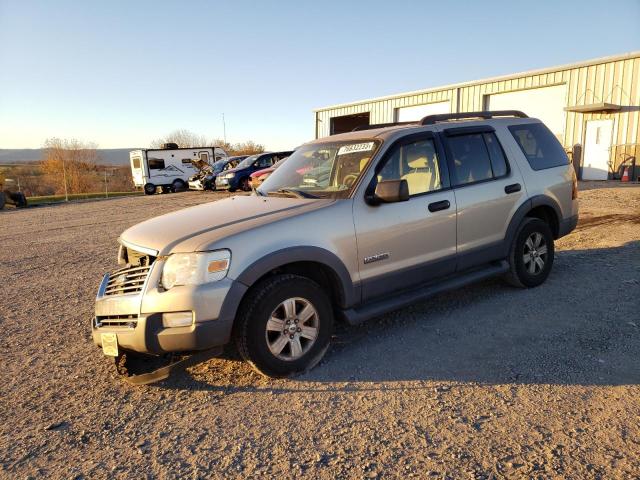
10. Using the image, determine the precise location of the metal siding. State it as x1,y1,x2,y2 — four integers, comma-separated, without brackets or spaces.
315,54,639,171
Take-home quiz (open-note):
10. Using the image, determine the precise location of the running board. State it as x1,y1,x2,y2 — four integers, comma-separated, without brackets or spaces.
341,261,509,326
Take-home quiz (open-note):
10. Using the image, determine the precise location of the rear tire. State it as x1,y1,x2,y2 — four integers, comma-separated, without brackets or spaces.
504,217,554,288
240,177,251,191
143,183,156,195
172,179,186,192
235,274,333,378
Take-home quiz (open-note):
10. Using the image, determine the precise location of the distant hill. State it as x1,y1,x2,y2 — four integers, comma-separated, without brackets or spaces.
0,148,138,166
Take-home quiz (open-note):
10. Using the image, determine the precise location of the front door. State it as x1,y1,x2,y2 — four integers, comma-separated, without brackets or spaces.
582,120,613,180
353,133,457,301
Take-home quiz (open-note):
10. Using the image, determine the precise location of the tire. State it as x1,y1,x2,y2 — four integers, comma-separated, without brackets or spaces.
143,183,156,195
0,192,5,210
172,179,186,193
235,274,334,378
504,217,555,288
240,177,251,192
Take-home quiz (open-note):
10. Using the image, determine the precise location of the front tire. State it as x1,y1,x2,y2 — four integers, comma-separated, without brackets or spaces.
504,217,554,288
235,274,333,378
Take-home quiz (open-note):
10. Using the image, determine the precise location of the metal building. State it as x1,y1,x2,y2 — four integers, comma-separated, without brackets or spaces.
314,52,640,180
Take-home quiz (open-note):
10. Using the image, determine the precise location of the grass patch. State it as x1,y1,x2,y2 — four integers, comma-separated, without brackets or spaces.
27,191,143,206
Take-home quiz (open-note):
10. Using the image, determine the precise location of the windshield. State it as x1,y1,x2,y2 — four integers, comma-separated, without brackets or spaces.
237,154,260,169
211,160,227,172
258,140,380,199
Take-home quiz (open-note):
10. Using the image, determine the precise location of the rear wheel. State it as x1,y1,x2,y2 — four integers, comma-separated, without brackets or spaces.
143,183,156,195
172,179,186,192
240,177,251,191
504,217,554,288
235,274,333,378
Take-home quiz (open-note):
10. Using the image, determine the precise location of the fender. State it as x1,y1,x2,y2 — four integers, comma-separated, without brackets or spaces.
234,246,358,308
502,194,562,256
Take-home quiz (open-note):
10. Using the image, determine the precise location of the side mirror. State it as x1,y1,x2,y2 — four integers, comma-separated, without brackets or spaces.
366,179,410,205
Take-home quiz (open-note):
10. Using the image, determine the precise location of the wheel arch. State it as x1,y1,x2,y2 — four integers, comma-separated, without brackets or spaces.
503,195,562,256
234,247,358,310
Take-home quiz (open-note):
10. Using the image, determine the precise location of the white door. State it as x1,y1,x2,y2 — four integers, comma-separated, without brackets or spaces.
395,101,450,122
582,120,613,180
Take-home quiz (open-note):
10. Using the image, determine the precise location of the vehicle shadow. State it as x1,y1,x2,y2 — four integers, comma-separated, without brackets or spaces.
160,240,640,393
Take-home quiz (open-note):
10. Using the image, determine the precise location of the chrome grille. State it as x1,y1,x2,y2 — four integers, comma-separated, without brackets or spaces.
104,264,151,296
95,314,138,328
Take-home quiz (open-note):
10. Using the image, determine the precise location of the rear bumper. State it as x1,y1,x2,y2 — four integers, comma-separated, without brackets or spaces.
93,268,247,355
558,214,579,238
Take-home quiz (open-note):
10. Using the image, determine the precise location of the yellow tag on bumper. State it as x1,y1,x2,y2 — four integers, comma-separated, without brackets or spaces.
102,333,119,357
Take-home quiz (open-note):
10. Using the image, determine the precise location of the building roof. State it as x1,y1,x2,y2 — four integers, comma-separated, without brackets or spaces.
314,51,640,112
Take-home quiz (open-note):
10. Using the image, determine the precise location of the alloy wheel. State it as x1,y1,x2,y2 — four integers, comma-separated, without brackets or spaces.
265,297,319,361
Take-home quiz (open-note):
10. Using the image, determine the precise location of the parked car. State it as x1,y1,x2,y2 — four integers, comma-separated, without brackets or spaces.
188,156,248,191
249,157,289,190
93,111,578,380
216,151,293,192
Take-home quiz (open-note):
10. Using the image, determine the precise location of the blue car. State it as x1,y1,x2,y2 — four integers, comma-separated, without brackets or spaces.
216,151,293,192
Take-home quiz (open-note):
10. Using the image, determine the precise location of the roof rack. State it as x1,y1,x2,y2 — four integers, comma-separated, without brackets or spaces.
420,110,528,125
351,121,417,132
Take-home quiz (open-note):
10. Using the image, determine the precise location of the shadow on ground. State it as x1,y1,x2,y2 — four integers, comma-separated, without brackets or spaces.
157,241,640,393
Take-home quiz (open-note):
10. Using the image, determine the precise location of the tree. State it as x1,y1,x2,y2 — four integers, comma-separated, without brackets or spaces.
150,129,208,149
151,129,265,156
42,138,99,194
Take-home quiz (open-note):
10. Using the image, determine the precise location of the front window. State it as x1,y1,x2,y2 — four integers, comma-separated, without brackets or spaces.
258,140,381,199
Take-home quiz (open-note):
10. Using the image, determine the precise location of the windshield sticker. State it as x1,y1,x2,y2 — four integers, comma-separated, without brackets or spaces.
337,142,375,156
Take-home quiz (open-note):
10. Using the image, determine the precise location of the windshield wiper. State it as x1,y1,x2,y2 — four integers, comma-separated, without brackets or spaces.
272,188,316,199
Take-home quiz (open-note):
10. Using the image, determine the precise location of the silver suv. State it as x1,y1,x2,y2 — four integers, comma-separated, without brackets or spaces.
93,111,578,379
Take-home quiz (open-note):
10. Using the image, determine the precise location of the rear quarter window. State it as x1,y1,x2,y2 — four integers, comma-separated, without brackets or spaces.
508,123,568,170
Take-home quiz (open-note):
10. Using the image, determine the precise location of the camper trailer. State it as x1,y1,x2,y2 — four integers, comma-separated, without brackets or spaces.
130,143,228,195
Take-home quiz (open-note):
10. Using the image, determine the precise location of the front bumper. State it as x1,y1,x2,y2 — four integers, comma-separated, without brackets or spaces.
215,177,235,190
188,180,204,191
93,263,247,355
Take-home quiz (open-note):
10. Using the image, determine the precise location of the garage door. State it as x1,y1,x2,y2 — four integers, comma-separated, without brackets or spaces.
484,84,568,139
395,101,450,122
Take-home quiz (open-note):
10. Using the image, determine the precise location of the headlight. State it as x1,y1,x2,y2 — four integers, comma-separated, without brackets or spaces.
161,250,231,289
225,173,235,179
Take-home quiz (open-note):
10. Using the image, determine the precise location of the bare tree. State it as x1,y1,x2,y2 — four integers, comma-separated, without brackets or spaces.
152,129,266,155
150,129,208,148
42,138,100,195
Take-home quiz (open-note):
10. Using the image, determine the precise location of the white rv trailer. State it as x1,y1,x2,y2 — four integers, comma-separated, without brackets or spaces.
130,143,228,194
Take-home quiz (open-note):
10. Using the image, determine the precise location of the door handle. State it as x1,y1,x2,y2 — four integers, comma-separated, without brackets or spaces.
428,200,450,212
504,183,521,194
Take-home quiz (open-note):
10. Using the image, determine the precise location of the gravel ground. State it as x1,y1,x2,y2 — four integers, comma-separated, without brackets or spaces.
1,183,639,479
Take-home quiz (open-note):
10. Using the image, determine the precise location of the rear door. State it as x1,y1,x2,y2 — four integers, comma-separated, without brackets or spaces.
353,132,457,301
440,125,526,270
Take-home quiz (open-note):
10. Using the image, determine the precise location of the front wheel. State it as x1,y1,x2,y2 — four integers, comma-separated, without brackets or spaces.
504,217,554,288
235,274,333,378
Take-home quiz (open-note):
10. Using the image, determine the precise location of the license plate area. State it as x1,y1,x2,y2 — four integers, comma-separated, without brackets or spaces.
102,333,119,357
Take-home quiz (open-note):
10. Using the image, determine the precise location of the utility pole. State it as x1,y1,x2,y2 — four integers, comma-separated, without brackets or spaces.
61,157,69,201
222,113,227,144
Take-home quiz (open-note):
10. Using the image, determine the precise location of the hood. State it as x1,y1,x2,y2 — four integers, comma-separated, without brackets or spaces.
120,195,333,255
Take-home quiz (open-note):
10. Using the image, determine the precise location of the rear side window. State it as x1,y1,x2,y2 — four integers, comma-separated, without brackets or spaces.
446,132,508,186
132,157,141,169
509,123,568,170
148,158,165,170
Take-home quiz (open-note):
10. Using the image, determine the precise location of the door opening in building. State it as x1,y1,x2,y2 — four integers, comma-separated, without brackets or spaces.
330,113,370,135
582,119,613,180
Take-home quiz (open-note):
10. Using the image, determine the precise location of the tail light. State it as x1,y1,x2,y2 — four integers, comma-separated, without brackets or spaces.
571,169,578,199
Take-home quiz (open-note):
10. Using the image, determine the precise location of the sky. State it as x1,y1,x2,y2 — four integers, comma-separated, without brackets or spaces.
0,0,638,151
